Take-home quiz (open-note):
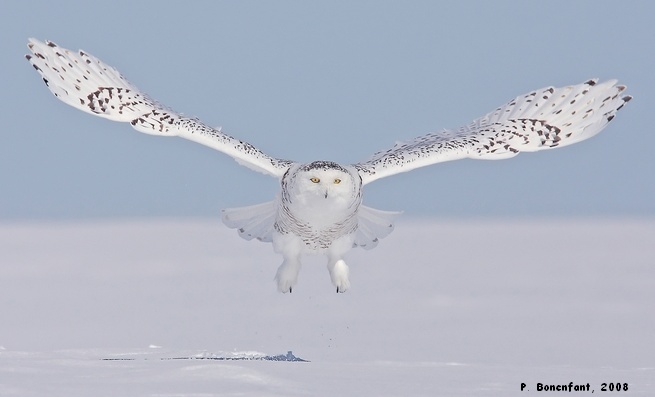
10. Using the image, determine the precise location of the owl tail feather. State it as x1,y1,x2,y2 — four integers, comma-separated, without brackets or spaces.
221,201,277,243
354,205,402,250
222,201,401,249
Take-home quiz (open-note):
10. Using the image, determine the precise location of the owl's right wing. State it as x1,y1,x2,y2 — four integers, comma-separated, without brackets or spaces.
354,79,631,185
25,39,293,178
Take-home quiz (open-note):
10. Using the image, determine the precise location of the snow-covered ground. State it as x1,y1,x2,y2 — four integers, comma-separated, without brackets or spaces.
1,218,654,396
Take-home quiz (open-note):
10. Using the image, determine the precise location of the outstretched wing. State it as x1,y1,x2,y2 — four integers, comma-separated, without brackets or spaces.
354,79,631,185
25,39,293,178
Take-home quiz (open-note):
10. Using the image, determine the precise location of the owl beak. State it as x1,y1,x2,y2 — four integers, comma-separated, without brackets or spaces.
324,190,329,199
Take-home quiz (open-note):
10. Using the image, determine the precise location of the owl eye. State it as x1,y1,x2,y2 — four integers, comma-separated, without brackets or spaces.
310,177,320,183
333,178,342,184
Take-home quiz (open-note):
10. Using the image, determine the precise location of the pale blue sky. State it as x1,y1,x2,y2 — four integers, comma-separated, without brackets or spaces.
1,0,652,219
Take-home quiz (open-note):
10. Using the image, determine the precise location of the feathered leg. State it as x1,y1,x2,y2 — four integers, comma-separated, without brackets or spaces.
275,254,302,293
327,257,350,293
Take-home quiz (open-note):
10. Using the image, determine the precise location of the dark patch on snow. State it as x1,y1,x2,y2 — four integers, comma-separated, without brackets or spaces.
102,350,309,362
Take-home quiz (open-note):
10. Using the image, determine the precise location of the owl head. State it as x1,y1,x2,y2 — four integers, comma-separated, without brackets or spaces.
284,161,361,208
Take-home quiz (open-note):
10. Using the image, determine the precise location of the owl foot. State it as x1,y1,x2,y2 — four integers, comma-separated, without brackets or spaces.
328,259,350,293
275,258,301,294
276,278,295,294
276,275,297,294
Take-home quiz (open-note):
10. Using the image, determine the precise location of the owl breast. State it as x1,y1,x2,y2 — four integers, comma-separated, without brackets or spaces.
273,162,362,252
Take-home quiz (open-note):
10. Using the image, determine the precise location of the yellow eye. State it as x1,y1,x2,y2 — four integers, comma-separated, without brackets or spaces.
334,178,341,184
310,177,320,183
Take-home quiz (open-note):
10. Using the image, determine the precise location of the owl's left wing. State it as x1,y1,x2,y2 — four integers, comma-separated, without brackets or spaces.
25,39,293,178
354,79,631,185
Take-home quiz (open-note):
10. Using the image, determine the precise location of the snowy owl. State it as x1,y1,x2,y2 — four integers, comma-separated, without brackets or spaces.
26,39,631,293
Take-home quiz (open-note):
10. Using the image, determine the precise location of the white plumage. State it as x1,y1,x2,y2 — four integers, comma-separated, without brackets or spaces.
26,39,631,293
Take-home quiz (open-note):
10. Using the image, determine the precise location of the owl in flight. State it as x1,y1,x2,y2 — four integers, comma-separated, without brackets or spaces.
26,39,631,293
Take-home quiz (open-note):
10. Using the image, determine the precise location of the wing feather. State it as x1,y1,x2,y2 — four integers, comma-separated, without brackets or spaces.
25,38,293,178
354,79,631,185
